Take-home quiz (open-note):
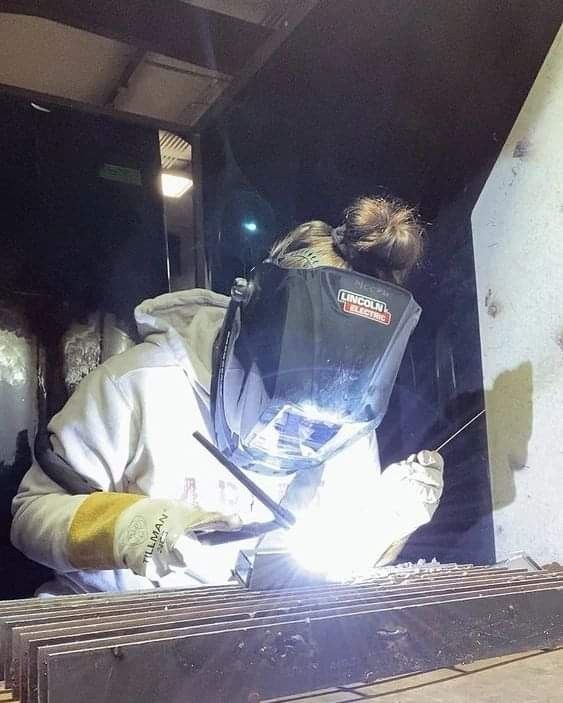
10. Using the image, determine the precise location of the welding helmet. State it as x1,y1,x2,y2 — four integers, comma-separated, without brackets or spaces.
211,263,421,475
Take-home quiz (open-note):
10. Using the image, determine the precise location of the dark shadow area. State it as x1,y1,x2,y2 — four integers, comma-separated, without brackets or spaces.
0,431,51,599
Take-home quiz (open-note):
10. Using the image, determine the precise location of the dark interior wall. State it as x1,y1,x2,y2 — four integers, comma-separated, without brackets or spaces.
202,0,562,262
0,96,169,318
201,0,562,564
0,95,169,597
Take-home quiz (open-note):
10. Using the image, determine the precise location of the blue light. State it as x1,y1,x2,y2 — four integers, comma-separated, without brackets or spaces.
243,221,258,233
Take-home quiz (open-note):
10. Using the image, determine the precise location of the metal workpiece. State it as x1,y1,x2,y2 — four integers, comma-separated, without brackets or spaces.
234,549,329,590
0,564,562,703
234,548,469,592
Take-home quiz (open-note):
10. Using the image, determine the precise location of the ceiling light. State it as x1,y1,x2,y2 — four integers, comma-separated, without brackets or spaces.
243,221,258,233
161,172,193,198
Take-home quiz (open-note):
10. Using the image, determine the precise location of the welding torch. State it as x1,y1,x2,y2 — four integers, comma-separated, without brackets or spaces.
192,432,296,545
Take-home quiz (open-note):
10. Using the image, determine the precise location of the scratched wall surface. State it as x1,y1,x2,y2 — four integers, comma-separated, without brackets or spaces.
472,26,563,564
0,300,52,594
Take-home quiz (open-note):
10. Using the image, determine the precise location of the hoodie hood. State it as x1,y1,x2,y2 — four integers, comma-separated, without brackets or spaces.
134,289,229,399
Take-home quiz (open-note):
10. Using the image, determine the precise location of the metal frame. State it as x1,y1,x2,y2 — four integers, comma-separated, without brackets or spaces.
190,132,209,289
0,81,195,137
1,0,272,75
193,0,319,132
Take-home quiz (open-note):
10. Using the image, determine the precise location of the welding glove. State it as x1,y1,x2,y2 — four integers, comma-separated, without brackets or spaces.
285,451,443,579
372,450,444,565
67,493,242,581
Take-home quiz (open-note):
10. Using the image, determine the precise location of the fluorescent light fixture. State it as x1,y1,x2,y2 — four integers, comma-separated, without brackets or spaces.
161,172,193,198
243,221,258,232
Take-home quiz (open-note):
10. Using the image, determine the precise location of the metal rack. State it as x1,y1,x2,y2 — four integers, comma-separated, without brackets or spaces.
0,563,562,702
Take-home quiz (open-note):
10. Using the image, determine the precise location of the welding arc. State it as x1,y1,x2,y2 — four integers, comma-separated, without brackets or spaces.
193,432,296,528
435,409,486,452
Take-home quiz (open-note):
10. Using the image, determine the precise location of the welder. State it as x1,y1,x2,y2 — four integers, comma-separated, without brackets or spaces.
10,195,444,596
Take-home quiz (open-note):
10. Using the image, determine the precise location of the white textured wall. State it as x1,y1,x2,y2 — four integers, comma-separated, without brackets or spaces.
472,26,563,564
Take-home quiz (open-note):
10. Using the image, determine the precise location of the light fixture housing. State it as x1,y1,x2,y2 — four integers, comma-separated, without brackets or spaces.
161,172,193,198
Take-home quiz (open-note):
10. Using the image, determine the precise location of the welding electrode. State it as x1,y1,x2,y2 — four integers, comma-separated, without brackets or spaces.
435,409,486,452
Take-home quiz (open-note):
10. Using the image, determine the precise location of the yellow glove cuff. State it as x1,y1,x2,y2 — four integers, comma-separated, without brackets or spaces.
67,492,144,569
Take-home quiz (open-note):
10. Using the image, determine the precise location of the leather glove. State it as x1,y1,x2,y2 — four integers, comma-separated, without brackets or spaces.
373,450,444,565
285,451,444,579
113,498,242,580
380,450,444,530
67,493,241,581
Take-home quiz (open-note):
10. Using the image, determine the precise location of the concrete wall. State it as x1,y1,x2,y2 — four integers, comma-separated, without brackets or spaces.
472,26,563,565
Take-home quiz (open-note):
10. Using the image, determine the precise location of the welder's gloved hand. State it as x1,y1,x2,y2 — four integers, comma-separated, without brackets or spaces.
114,498,243,580
67,493,242,581
285,451,444,580
373,450,444,565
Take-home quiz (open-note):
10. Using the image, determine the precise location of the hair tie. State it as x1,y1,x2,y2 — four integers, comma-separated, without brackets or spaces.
331,225,349,259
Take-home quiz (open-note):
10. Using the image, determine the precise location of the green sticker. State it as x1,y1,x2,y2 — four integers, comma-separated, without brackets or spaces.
99,164,142,186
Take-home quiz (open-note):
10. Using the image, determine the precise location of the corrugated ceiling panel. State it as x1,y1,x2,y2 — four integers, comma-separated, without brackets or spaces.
0,14,135,104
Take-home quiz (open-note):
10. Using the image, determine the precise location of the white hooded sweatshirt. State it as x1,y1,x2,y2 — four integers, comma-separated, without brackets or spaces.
11,290,383,595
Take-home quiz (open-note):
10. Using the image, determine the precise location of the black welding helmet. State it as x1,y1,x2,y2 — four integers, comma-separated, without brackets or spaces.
211,262,421,475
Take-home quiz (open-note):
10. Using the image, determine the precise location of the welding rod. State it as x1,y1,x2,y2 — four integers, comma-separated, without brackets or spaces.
435,409,486,452
193,431,296,529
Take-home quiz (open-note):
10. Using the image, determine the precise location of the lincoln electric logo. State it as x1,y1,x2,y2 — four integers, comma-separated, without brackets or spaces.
338,289,392,325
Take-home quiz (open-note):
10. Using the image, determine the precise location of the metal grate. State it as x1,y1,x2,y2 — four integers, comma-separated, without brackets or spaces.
0,564,562,702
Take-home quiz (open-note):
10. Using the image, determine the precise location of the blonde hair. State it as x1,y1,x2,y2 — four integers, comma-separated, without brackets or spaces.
270,196,424,285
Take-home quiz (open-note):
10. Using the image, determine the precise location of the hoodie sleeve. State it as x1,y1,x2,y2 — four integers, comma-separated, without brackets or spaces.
11,365,140,572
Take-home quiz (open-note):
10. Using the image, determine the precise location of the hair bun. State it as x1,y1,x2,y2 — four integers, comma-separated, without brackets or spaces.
341,196,424,283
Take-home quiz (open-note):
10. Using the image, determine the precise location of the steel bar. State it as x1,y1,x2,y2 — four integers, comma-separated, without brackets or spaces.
13,571,560,701
0,564,560,703
23,580,563,703
3,565,529,681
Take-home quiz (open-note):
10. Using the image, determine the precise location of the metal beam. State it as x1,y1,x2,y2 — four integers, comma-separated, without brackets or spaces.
0,0,273,75
191,133,210,289
0,81,193,136
103,48,146,107
192,0,319,131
